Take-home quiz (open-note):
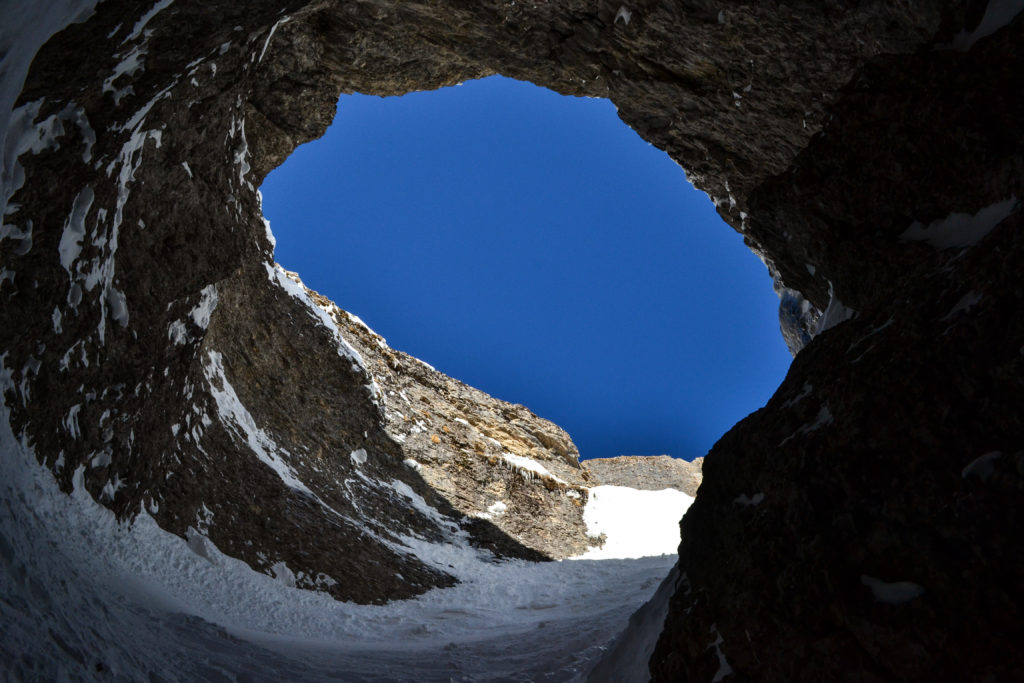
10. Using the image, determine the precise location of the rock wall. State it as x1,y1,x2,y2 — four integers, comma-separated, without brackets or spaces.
584,455,703,496
651,13,1024,679
2,0,1021,677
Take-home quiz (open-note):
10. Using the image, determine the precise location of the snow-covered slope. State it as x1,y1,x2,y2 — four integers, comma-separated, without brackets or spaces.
1,10,696,678
1,372,687,680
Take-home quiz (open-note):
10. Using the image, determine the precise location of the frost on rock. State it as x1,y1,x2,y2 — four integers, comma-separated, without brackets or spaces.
167,320,187,345
102,44,146,105
501,452,567,485
166,285,216,345
258,15,291,63
812,282,856,337
3,101,79,221
942,291,983,321
263,262,367,372
474,500,508,520
58,186,94,274
900,197,1018,248
227,115,252,190
203,350,311,494
189,284,218,329
64,404,82,439
708,624,734,682
122,0,175,44
0,0,100,188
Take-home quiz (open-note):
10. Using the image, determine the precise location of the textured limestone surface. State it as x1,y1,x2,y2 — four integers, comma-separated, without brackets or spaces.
303,276,595,560
2,0,1022,678
584,455,703,496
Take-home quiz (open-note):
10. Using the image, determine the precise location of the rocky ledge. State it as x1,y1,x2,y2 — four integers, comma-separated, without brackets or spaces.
584,455,703,497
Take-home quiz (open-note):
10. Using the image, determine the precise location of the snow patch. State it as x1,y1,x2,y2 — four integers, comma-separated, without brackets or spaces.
271,561,297,588
860,575,925,604
942,291,983,321
574,485,694,560
900,197,1018,248
387,479,461,535
350,448,367,466
64,404,82,439
189,284,218,329
475,500,508,520
782,382,813,408
733,492,765,507
941,0,1024,51
103,44,146,105
779,405,833,446
709,624,734,682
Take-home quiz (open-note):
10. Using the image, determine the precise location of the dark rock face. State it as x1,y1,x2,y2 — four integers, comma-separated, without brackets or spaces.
652,18,1024,680
2,0,1021,677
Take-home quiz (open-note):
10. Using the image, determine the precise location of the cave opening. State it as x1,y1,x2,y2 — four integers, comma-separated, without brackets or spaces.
259,75,792,461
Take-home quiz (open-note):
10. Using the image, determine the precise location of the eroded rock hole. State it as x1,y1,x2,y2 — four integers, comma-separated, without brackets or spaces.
261,76,791,461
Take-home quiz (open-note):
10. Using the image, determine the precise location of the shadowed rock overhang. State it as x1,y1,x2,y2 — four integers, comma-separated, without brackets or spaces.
1,0,1022,679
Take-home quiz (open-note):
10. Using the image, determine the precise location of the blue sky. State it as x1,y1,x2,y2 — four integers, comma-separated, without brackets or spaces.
260,76,792,461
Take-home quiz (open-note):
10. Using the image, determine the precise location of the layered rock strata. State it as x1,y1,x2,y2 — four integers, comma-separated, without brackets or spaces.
584,455,703,497
1,0,1021,678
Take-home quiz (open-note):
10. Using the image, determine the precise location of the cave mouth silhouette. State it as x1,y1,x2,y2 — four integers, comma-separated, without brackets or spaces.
259,75,793,461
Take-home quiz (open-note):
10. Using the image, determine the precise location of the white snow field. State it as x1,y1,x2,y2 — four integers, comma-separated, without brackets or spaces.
576,486,694,560
0,383,691,681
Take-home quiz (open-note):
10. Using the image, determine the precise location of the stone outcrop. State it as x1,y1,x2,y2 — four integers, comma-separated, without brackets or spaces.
584,455,702,496
2,0,1022,678
303,276,595,560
